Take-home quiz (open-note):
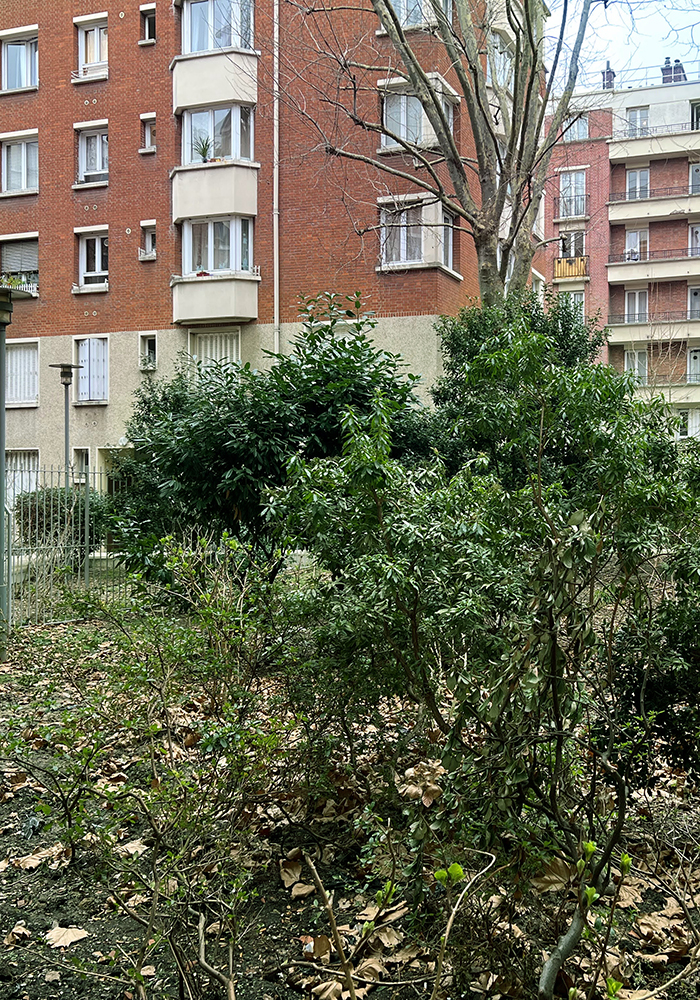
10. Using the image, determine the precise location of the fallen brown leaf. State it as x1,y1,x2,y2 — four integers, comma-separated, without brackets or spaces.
280,860,301,887
46,926,89,948
531,857,577,893
291,882,315,899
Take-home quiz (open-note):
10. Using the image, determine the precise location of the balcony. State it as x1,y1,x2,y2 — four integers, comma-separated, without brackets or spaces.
609,123,700,163
171,49,258,115
606,309,700,344
608,185,700,223
553,194,590,222
607,246,700,284
171,269,260,324
171,162,258,223
553,255,589,281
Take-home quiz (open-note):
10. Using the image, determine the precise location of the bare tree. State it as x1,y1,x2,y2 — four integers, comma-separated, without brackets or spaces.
281,0,594,303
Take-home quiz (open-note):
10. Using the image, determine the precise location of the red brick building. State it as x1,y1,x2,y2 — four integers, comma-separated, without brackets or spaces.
544,58,700,436
0,0,485,472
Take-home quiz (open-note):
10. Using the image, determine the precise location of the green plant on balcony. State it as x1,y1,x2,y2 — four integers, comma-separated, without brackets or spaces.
193,135,212,162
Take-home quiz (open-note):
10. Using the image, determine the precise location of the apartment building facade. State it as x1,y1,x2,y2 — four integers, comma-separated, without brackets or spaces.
545,58,700,437
0,0,477,474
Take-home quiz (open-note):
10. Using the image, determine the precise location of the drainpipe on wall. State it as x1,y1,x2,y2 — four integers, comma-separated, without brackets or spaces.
273,0,281,355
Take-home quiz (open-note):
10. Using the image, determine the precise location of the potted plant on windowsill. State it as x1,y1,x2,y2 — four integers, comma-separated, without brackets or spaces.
193,135,212,162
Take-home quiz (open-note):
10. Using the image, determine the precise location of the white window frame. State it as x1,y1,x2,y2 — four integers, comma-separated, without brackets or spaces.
558,171,586,218
688,348,700,385
626,168,649,201
78,231,109,289
75,336,109,402
189,328,241,371
563,115,588,141
442,211,454,270
0,235,39,293
382,93,423,147
5,339,38,406
77,127,109,184
486,32,513,89
139,221,156,260
627,106,649,138
183,105,253,163
561,230,585,257
2,35,38,91
1,135,38,193
141,5,156,41
625,229,649,262
380,204,423,265
625,288,648,323
76,17,108,78
139,333,158,370
183,0,253,54
690,224,700,258
689,286,700,320
625,348,647,383
5,449,39,506
182,216,252,274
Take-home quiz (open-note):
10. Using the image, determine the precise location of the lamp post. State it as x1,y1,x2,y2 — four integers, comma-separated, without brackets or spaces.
0,287,14,659
49,364,82,471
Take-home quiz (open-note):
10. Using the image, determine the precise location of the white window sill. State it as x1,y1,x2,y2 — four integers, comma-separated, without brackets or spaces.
376,259,463,281
170,159,259,176
72,282,109,294
72,180,109,190
169,46,261,70
0,188,38,198
73,399,108,406
138,38,156,47
138,145,157,155
0,85,38,96
553,215,590,225
170,269,261,286
138,251,157,262
71,70,109,84
375,22,437,36
5,401,38,409
139,362,158,372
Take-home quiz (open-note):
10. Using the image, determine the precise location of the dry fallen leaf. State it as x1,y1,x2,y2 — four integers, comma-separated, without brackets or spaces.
372,926,403,949
46,926,89,948
44,971,60,983
313,934,332,958
291,882,316,899
115,839,148,858
531,857,577,893
15,843,66,870
280,860,301,888
141,965,156,977
4,924,31,947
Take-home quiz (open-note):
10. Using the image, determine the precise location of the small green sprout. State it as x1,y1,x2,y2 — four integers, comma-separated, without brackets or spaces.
620,853,632,877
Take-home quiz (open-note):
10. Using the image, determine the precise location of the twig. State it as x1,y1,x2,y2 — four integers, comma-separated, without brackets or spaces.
429,850,496,1000
197,911,236,1000
303,852,357,1000
278,959,437,985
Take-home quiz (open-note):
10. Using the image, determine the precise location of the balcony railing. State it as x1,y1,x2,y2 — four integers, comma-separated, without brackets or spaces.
608,310,700,325
608,247,700,264
611,121,700,140
553,194,590,219
609,185,700,203
554,255,589,279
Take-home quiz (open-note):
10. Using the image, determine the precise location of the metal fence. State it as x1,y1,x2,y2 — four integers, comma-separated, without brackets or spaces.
5,465,130,625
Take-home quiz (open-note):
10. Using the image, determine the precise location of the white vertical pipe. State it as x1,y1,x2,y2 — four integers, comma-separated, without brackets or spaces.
273,0,281,355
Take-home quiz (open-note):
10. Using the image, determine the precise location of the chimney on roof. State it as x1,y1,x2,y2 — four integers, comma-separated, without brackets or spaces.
674,58,687,82
602,60,616,90
661,56,672,84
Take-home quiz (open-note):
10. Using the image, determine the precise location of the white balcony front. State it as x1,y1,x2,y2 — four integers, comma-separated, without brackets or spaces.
607,253,700,284
608,129,700,164
172,50,258,115
171,272,260,324
608,190,700,225
171,162,258,223
606,315,700,344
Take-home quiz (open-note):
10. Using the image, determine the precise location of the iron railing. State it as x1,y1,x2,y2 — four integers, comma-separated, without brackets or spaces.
608,247,700,264
611,121,700,140
608,310,700,325
609,185,700,202
553,194,590,219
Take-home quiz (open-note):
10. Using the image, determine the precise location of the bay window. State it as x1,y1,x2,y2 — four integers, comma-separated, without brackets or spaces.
382,94,422,146
183,0,252,54
184,217,252,273
1,138,38,193
184,105,252,162
2,36,38,90
381,205,423,264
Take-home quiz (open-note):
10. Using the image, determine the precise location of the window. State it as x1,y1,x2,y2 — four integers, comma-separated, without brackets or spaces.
141,6,156,41
486,33,512,89
625,289,648,323
1,138,38,192
6,342,38,405
2,36,38,90
679,410,689,438
140,114,156,151
1,238,38,292
690,225,700,258
625,348,647,383
558,171,586,218
562,291,584,315
183,217,252,273
139,334,157,370
183,0,252,54
78,128,108,183
381,204,422,264
691,163,700,196
184,106,252,163
79,233,109,287
76,337,108,401
563,115,588,141
688,348,700,384
692,104,700,132
560,231,585,257
5,450,38,506
626,168,649,201
627,106,649,138
392,0,423,27
191,330,240,371
625,229,648,262
382,94,422,146
73,449,89,481
77,19,108,77
139,223,156,260
689,286,700,320
442,212,454,269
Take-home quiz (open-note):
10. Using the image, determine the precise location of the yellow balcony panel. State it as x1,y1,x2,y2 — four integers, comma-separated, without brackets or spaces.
171,162,258,223
172,49,258,115
172,272,260,324
553,255,589,280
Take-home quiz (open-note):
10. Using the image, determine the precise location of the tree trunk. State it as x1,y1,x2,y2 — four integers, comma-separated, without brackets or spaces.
475,233,505,306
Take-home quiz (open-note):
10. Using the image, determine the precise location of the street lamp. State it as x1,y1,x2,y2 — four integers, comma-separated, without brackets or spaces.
49,363,82,471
